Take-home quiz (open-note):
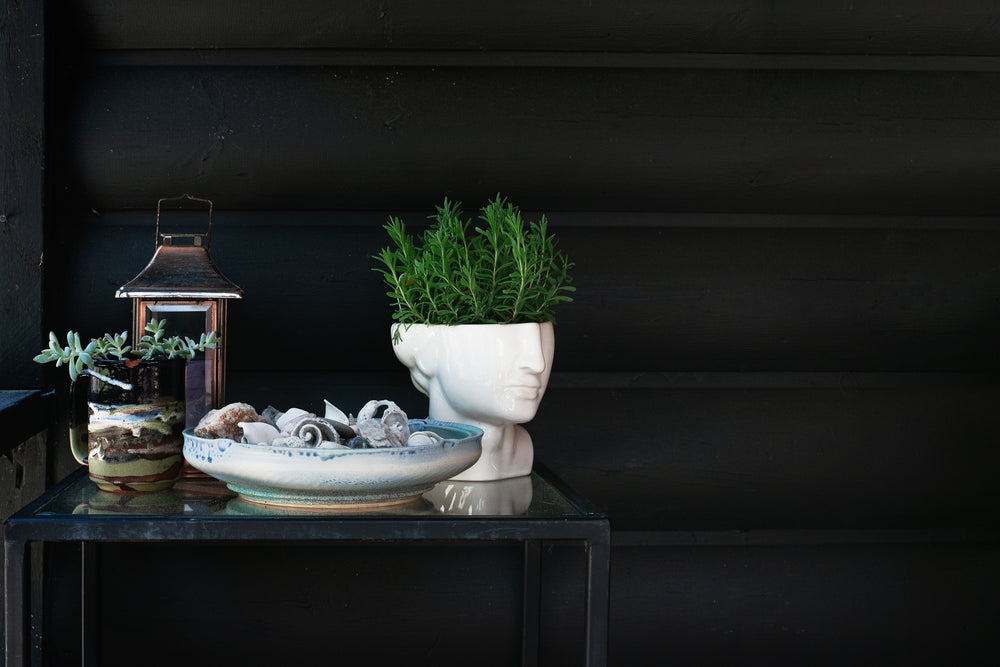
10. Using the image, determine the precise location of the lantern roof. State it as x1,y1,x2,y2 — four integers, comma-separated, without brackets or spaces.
116,239,243,300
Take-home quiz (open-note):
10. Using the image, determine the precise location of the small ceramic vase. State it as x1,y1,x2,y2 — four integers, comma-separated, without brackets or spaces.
70,358,186,493
392,322,555,481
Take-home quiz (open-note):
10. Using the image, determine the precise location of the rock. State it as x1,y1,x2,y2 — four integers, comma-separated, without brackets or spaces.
194,402,266,441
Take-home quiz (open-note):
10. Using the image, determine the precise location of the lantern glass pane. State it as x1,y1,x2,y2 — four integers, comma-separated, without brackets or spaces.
142,302,216,428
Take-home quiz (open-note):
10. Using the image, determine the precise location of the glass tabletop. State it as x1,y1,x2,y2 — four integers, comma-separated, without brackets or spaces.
29,466,596,521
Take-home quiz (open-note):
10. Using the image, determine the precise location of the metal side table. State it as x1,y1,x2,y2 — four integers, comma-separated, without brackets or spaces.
5,463,609,666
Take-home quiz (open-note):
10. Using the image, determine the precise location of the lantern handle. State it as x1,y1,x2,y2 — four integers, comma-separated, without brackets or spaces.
155,194,214,249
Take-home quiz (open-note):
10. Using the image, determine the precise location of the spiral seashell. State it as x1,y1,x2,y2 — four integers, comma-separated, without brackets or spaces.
289,417,341,447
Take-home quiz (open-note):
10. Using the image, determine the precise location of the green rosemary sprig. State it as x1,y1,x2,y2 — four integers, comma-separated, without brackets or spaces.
374,195,574,327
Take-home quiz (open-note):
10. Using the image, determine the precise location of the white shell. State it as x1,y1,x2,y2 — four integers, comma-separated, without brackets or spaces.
323,400,351,425
407,430,443,446
239,422,281,446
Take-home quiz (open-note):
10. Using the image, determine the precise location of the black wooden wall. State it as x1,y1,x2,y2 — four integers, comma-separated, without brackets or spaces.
5,1,1000,664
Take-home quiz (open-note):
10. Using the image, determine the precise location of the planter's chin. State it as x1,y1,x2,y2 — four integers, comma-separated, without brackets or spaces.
392,321,555,481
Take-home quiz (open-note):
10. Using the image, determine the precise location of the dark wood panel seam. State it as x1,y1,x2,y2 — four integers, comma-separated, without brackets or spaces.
612,528,1000,547
81,211,1000,231
89,49,1000,72
223,370,1000,391
547,372,1000,390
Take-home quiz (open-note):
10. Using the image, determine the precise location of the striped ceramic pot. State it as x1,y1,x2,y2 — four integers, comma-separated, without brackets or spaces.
70,358,186,493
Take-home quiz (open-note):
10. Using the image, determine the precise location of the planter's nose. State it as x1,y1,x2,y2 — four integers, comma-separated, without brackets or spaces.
516,324,548,374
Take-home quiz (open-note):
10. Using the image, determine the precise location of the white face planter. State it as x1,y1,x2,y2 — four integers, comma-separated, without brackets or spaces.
392,322,555,481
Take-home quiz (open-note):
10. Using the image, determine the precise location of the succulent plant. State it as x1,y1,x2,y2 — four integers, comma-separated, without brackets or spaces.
374,194,574,330
34,318,217,385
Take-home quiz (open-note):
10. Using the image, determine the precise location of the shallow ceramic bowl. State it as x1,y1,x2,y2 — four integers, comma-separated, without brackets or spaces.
183,419,483,508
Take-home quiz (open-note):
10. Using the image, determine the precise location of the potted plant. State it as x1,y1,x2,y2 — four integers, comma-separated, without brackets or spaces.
34,319,217,493
374,195,573,480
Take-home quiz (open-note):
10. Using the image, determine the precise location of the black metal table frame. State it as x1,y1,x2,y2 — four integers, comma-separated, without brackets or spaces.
5,463,610,666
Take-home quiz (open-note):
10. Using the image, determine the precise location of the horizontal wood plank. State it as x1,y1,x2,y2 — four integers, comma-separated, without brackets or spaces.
84,50,1000,73
57,66,1000,214
72,1,1000,57
610,542,998,665
46,214,1000,374
529,384,1000,531
74,542,527,665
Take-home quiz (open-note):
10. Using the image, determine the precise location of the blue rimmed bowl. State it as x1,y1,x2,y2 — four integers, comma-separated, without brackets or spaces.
182,419,483,508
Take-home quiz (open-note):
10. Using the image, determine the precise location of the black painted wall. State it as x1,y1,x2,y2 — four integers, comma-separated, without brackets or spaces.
4,1,1000,664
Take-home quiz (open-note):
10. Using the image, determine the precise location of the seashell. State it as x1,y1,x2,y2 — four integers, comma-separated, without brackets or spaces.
355,399,410,448
289,417,341,447
407,430,443,446
323,400,351,425
317,440,349,449
355,422,392,447
381,408,410,448
272,435,307,448
356,399,394,422
276,407,314,432
239,421,281,446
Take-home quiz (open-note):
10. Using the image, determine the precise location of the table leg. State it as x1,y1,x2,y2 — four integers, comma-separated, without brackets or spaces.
521,540,541,666
82,542,99,666
29,542,45,666
4,535,26,666
585,538,610,667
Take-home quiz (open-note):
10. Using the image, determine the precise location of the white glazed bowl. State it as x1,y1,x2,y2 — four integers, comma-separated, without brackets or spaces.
183,419,483,508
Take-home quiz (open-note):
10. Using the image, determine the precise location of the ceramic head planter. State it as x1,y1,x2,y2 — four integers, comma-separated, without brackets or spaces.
376,195,573,480
393,322,555,480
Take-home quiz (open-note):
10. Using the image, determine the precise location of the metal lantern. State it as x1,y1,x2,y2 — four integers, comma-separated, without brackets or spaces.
116,195,243,427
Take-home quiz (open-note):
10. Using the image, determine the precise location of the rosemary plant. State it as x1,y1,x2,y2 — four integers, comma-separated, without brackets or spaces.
34,319,218,384
375,195,574,328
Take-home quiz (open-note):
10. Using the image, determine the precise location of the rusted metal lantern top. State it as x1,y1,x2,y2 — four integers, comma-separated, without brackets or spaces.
115,195,243,300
